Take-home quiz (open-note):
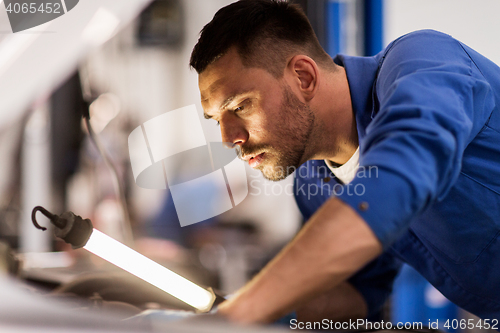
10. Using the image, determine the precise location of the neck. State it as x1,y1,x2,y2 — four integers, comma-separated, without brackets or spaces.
305,66,358,165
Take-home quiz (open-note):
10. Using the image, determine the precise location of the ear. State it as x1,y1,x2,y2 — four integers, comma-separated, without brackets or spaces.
285,55,319,101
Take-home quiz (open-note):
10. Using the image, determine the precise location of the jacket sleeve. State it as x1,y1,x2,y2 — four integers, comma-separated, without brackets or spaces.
348,251,402,320
338,30,495,248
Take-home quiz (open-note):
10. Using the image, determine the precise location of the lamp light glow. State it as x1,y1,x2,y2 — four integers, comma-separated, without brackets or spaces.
84,228,215,312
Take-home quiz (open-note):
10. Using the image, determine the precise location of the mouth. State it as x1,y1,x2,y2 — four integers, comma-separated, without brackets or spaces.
245,152,265,168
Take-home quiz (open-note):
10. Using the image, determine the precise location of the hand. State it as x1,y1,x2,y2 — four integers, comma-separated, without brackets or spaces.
216,198,382,324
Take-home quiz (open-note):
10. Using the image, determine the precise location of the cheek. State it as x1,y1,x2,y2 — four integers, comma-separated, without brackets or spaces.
248,125,263,139
247,97,283,139
253,113,279,139
244,109,266,136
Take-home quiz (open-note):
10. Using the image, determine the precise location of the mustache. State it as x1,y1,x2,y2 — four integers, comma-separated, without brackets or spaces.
234,144,271,159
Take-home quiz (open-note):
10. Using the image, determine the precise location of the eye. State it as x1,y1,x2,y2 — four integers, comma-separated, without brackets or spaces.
233,105,244,113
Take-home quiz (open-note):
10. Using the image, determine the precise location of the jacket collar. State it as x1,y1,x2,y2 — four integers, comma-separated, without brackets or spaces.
333,54,380,142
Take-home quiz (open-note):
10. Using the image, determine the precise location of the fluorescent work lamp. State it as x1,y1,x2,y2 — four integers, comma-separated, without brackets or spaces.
31,206,216,312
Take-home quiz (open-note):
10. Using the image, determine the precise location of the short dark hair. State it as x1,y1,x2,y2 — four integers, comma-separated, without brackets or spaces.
190,0,334,77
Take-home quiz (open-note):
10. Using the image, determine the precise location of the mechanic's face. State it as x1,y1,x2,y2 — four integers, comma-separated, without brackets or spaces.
199,48,315,181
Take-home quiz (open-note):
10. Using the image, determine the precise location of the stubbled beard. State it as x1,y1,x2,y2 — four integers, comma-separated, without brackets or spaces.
237,85,315,181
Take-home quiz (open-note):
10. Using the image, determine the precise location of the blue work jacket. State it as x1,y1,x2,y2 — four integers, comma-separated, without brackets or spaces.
294,30,500,320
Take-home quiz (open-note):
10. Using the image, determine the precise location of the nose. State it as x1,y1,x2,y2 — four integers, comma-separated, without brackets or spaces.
220,116,248,148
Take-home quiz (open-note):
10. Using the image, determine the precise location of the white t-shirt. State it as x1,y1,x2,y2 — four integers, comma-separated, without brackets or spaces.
324,147,359,184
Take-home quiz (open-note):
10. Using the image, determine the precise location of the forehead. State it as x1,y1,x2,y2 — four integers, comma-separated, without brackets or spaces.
198,48,276,112
199,47,243,92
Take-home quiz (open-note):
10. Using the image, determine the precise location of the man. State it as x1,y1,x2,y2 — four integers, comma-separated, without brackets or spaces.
190,0,500,324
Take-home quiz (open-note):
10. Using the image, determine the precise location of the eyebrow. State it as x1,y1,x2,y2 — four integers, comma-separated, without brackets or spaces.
203,93,245,120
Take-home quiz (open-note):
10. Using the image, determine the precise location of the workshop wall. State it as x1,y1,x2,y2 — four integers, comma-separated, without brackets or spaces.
385,0,500,65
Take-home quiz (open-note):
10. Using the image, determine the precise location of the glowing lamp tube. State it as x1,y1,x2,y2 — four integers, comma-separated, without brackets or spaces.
83,229,215,312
